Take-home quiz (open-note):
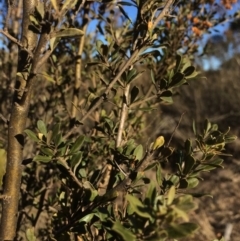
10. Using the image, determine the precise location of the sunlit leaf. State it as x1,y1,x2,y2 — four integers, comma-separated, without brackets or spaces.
133,144,143,161
24,129,39,142
167,185,175,205
53,28,84,38
152,136,165,150
26,227,36,241
33,155,52,163
37,120,47,136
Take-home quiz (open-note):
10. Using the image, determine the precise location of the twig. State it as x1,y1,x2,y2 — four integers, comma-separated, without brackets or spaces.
73,0,87,20
130,95,157,108
224,223,233,241
58,158,83,189
0,29,22,47
116,84,130,147
0,29,33,57
71,24,87,119
167,112,185,147
152,0,175,30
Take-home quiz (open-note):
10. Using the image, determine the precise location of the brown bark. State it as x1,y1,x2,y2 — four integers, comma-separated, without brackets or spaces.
0,0,39,239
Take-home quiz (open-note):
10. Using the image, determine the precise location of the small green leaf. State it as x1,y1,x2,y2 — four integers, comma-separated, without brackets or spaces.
26,227,36,241
54,133,63,147
70,152,83,168
52,123,60,139
204,119,211,134
49,37,60,51
184,139,192,155
46,131,52,145
70,136,85,154
186,177,199,188
152,136,165,150
145,181,156,203
183,66,195,76
33,155,52,163
79,168,86,178
192,120,196,135
183,155,196,175
156,163,162,186
37,120,47,136
133,144,143,161
118,5,132,23
79,213,95,223
24,129,39,142
175,54,182,72
41,72,56,83
169,72,186,88
175,195,196,212
29,15,39,26
112,220,136,241
185,70,199,79
169,175,180,185
167,185,175,205
53,28,84,38
40,147,54,156
172,206,189,222
150,69,156,85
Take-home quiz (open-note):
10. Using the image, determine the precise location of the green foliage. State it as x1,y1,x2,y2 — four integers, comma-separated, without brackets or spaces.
0,0,238,240
24,118,236,240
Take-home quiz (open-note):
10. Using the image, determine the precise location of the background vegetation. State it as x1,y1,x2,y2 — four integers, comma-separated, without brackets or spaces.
0,0,239,240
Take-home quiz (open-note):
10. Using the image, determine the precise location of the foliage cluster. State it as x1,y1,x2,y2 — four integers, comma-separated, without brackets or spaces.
0,0,238,240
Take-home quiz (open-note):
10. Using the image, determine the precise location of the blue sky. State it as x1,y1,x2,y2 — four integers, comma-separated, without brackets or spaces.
0,0,240,70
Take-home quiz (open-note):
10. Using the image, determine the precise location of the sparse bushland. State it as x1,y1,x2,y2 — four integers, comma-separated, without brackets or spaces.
0,0,239,240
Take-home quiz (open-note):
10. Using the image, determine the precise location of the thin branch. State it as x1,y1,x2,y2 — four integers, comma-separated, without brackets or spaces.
152,0,175,30
0,29,33,57
167,112,185,147
116,84,130,147
58,158,83,189
71,24,87,120
0,29,21,47
73,0,87,20
130,95,157,108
